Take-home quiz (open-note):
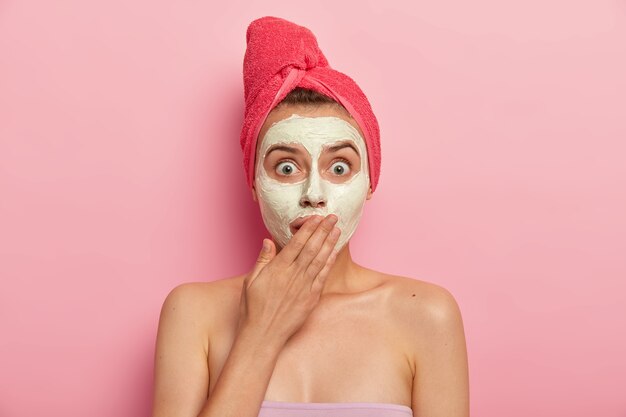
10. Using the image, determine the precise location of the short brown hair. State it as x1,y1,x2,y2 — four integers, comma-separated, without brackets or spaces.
277,87,346,110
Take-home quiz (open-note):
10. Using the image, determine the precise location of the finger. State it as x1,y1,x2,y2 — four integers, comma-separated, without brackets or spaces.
293,214,338,269
277,215,324,264
305,225,341,283
310,244,340,293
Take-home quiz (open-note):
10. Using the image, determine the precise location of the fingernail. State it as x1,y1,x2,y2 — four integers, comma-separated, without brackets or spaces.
262,239,270,252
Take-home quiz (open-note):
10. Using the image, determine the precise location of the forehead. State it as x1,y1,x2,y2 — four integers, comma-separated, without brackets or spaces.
261,116,364,155
256,104,365,154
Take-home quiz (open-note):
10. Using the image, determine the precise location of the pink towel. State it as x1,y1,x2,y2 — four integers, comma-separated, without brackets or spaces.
239,16,381,192
258,400,412,417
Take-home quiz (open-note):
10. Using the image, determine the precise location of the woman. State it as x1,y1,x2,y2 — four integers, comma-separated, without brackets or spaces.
152,17,469,417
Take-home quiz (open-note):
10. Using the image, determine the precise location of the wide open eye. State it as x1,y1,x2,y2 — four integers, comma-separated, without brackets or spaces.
275,161,299,176
330,159,352,176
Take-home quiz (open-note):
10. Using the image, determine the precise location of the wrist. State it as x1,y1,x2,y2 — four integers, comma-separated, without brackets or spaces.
236,321,286,356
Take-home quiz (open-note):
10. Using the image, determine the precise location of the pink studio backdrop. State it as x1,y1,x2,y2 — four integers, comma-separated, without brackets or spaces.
1,1,625,416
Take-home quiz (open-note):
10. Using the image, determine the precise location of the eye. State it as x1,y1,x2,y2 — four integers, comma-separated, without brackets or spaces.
275,161,299,176
330,159,352,176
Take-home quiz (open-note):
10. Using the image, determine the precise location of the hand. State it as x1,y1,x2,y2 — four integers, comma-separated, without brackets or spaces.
237,214,341,344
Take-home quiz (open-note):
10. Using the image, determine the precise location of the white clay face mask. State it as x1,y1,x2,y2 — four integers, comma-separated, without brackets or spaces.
254,113,370,253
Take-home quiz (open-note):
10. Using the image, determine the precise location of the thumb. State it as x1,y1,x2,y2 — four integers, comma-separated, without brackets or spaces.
248,238,276,280
257,238,276,264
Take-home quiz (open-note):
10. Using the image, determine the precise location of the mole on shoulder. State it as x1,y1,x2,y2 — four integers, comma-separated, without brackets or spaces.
412,294,416,297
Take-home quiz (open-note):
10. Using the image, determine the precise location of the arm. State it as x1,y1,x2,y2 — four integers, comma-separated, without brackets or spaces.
411,287,470,417
196,323,284,417
151,283,284,417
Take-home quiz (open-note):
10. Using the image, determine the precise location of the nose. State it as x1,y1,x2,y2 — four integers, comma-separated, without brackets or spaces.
299,171,326,208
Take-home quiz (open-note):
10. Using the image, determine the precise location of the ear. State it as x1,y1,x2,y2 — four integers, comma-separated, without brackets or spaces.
251,183,258,202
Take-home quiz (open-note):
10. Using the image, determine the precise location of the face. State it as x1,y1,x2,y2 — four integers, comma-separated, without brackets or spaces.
252,104,373,252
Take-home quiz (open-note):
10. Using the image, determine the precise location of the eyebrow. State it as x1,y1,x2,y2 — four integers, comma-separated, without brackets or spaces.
265,141,360,157
266,144,300,157
326,141,360,156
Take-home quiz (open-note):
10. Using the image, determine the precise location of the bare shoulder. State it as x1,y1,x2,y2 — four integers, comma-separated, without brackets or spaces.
366,270,465,346
162,274,244,313
363,268,458,311
374,274,469,415
159,275,245,351
364,271,467,397
152,276,247,417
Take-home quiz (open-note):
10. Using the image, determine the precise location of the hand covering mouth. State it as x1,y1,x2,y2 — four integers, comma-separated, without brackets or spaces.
289,214,324,234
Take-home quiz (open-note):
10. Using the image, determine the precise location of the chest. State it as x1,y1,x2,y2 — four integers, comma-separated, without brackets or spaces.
208,301,414,405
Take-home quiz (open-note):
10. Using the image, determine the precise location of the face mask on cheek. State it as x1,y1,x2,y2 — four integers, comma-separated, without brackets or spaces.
254,114,370,253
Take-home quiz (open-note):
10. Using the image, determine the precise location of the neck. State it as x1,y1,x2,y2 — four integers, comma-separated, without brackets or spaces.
319,242,362,296
274,241,363,296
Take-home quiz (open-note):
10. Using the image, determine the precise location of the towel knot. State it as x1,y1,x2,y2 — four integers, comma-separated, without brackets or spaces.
303,52,318,69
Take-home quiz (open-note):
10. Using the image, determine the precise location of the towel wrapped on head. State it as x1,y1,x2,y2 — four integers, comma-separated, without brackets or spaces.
239,16,381,192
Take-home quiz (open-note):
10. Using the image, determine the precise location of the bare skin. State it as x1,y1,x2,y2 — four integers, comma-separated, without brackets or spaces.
151,103,470,417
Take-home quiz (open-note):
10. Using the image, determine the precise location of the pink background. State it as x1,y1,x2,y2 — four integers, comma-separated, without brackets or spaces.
1,1,625,416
